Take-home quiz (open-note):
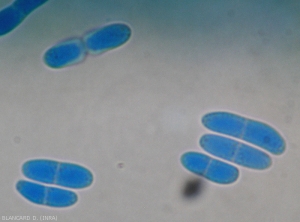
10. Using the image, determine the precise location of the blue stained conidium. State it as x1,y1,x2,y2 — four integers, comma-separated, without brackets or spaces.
200,134,272,169
0,0,49,36
83,23,131,55
16,180,77,207
202,112,285,155
13,0,49,16
181,152,239,184
43,38,87,69
22,159,93,189
0,6,23,36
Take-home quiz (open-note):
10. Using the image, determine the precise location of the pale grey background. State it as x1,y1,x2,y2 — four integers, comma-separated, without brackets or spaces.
0,0,299,221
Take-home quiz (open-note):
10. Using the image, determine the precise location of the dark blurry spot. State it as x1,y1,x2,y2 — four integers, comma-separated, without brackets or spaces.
182,178,204,199
117,162,125,169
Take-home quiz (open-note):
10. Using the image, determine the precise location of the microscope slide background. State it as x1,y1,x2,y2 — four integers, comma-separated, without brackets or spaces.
0,0,299,221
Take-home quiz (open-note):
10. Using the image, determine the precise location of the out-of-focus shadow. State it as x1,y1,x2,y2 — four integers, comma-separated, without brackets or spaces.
165,176,208,213
181,177,205,200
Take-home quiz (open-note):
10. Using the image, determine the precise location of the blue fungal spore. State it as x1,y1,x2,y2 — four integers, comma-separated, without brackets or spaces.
46,186,78,207
13,0,49,16
57,163,93,189
22,159,93,189
207,159,239,184
181,152,239,184
244,120,285,155
83,23,131,55
200,134,237,160
16,180,77,207
202,112,246,138
200,134,272,169
43,22,132,69
202,112,285,155
22,159,56,184
0,0,49,36
235,143,271,169
16,180,45,205
0,6,23,36
181,152,210,174
43,39,86,69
